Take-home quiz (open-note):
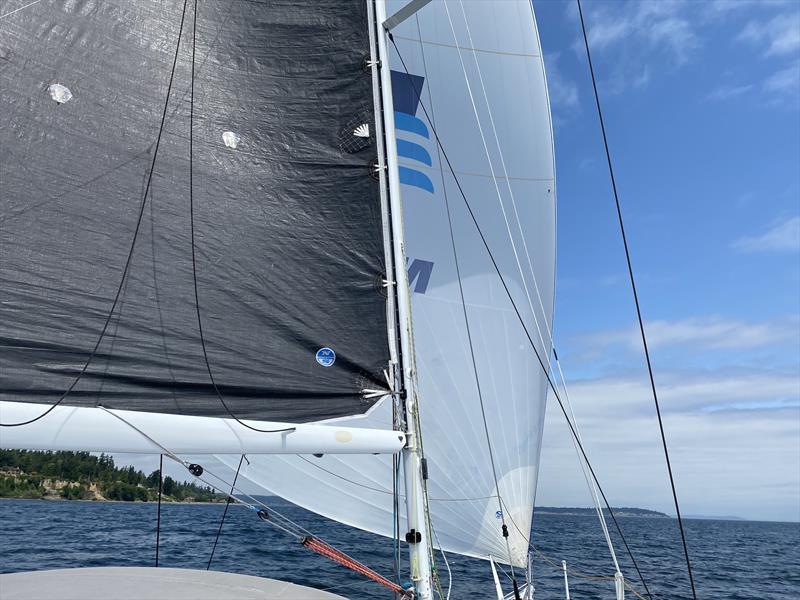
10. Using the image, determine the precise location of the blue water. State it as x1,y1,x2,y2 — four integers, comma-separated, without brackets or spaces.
1,498,798,598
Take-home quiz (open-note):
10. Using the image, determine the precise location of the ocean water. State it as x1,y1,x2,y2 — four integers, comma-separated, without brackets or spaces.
1,498,797,599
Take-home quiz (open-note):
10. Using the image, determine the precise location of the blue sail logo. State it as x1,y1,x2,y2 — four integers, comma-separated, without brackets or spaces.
315,347,336,367
391,70,434,194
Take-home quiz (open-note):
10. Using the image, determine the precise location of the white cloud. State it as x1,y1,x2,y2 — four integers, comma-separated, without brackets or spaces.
733,216,800,252
568,0,700,93
543,52,580,129
580,1,700,64
761,62,800,108
705,82,754,101
737,13,800,57
538,368,800,521
582,315,798,353
544,52,579,111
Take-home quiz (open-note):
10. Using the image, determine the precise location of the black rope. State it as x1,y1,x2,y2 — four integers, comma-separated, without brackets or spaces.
1,0,192,428
187,0,292,433
155,454,163,567
186,0,293,435
207,454,245,570
388,35,653,600
575,1,696,597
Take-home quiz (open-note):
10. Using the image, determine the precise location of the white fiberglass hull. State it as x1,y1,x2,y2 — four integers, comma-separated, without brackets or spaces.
0,567,345,600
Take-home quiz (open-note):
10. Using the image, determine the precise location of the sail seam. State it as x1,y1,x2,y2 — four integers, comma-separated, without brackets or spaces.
390,33,541,58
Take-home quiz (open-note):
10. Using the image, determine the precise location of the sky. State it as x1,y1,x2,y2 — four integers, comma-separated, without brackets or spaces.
529,0,800,523
109,0,799,525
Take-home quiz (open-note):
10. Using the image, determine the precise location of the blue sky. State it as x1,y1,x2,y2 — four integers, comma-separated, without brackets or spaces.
531,0,800,522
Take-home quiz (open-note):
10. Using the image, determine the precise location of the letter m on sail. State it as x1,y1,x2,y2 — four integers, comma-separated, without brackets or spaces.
407,258,433,294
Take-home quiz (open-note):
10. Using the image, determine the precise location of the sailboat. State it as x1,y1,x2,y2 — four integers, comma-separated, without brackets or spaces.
0,0,658,598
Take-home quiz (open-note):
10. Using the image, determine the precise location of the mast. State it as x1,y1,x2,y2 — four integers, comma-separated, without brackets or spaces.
368,1,434,597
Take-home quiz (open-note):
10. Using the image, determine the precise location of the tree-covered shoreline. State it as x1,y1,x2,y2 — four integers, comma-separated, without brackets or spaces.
0,450,223,503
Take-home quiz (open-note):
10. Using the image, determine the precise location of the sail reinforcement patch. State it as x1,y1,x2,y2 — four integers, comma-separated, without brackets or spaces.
222,131,240,148
47,83,72,104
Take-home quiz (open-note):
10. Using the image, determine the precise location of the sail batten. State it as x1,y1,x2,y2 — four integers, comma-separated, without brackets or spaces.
1,0,391,424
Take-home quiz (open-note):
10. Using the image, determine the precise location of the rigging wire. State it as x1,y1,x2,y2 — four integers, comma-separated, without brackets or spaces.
575,1,697,598
0,0,192,428
501,500,650,600
388,35,653,600
155,454,163,567
98,404,408,596
207,454,246,570
187,0,293,434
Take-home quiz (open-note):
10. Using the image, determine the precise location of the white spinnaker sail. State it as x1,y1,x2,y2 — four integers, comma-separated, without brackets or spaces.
219,0,555,568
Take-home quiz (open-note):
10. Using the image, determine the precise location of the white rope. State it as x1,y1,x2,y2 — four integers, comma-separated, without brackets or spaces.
0,0,42,21
431,525,452,600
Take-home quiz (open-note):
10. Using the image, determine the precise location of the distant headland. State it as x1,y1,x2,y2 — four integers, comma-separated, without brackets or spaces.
0,450,224,503
0,450,674,517
533,506,669,518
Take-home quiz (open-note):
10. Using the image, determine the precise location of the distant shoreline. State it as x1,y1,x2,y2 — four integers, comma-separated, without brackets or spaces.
534,506,670,518
0,497,225,505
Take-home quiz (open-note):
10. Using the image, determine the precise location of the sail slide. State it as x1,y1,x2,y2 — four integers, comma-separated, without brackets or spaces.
0,1,395,428
222,0,556,569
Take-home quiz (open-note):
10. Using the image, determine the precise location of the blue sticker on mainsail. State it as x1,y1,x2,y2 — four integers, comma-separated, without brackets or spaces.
495,510,503,520
315,347,336,367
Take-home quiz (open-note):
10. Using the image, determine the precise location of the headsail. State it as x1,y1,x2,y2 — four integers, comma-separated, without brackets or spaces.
0,0,390,424
222,0,556,568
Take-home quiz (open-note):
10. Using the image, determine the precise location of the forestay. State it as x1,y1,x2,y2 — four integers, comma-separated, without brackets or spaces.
222,0,556,568
0,0,391,424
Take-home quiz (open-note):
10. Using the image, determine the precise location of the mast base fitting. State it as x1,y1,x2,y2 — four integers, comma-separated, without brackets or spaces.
187,464,204,477
405,529,422,544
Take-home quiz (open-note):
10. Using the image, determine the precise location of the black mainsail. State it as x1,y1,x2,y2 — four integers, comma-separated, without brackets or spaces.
1,0,390,423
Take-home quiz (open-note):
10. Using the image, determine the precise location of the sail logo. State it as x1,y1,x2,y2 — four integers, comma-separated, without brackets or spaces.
315,347,336,367
407,257,433,294
391,70,434,194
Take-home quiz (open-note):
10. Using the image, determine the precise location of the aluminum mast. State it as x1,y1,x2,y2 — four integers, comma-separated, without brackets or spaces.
369,0,434,597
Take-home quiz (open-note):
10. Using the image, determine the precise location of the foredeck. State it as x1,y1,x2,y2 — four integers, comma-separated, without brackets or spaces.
0,567,346,599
